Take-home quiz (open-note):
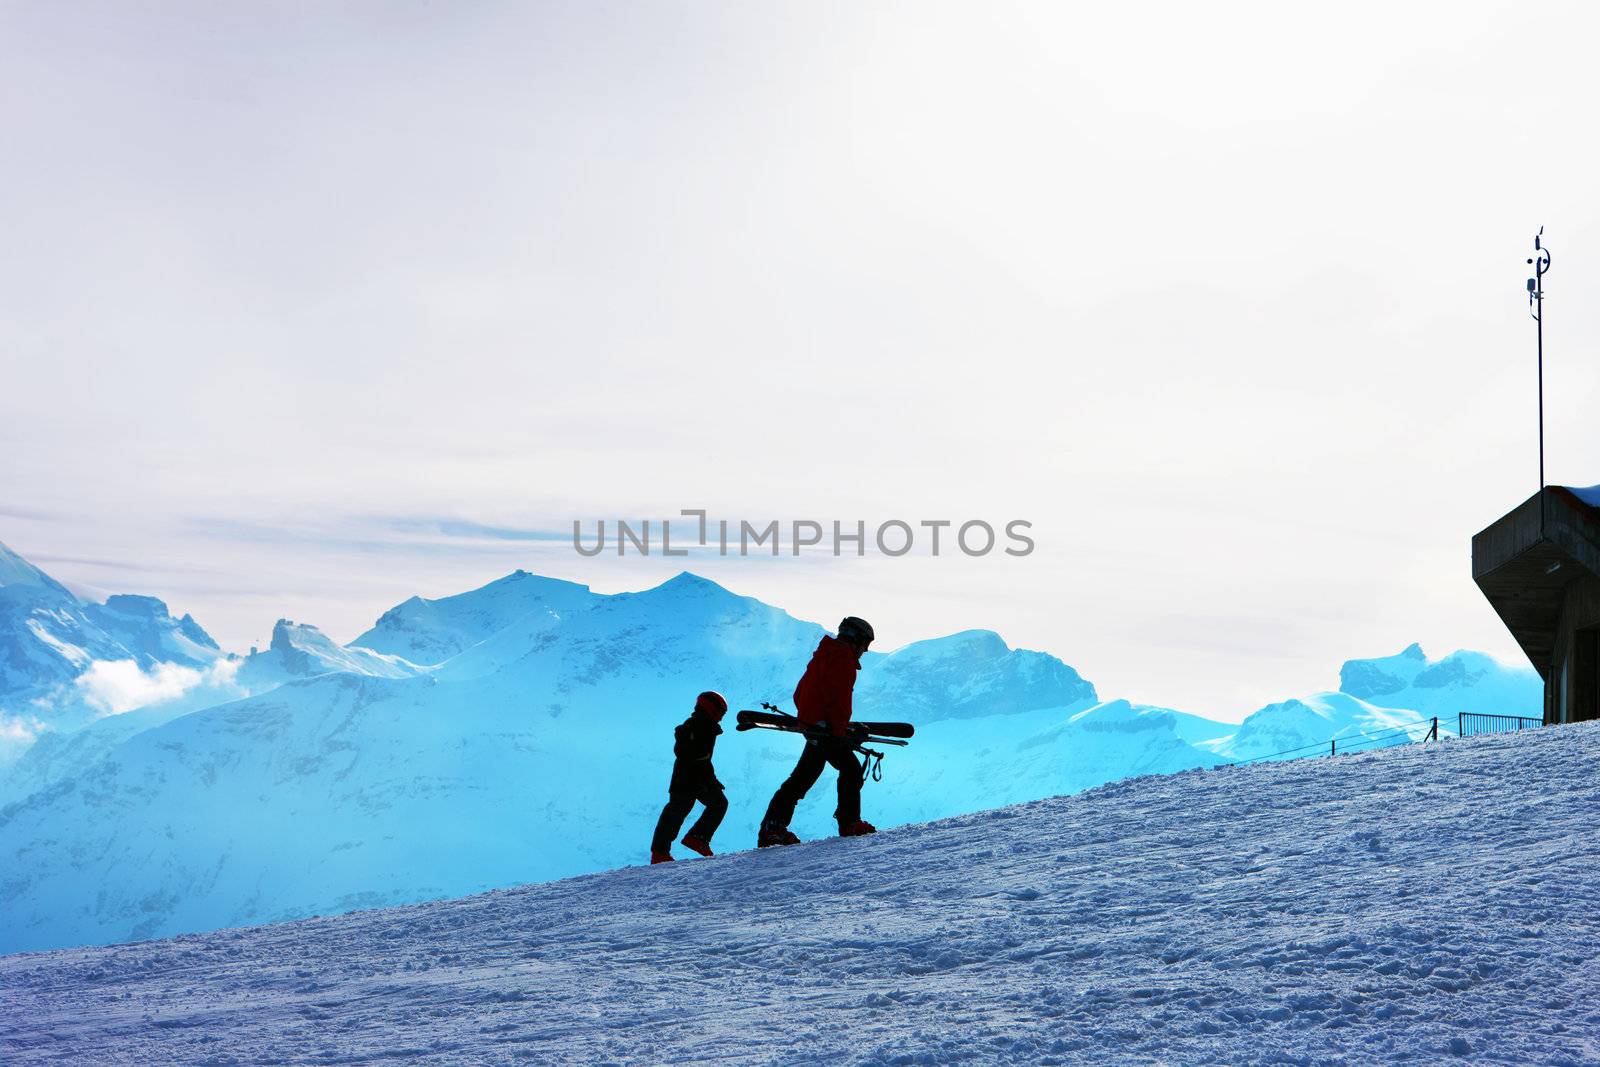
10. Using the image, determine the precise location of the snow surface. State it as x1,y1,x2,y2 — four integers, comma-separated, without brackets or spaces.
2,723,1596,1065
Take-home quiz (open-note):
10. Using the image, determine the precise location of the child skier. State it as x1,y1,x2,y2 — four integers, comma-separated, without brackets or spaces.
650,690,730,864
757,616,877,846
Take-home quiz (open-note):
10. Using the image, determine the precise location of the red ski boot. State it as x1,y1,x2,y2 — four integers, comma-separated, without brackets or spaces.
650,850,674,864
680,834,714,858
757,824,801,848
839,820,877,837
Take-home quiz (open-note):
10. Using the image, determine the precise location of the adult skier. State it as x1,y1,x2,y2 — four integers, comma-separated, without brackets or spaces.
650,691,730,864
758,616,877,847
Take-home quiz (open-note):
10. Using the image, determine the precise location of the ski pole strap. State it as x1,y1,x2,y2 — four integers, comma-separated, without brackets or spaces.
857,747,883,785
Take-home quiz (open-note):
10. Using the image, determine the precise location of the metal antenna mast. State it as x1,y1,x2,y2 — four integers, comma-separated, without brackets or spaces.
1526,228,1552,507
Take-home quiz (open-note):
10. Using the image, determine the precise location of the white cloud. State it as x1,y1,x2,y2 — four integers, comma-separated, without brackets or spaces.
74,658,243,717
0,713,44,744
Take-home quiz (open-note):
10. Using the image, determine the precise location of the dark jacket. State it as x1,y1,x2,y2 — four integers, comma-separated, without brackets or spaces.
669,711,723,793
793,635,862,737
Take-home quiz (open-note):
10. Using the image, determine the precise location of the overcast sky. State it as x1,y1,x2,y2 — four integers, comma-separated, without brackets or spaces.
3,1,1598,720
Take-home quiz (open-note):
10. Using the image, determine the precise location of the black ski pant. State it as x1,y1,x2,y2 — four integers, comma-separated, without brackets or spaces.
762,737,864,832
651,780,728,853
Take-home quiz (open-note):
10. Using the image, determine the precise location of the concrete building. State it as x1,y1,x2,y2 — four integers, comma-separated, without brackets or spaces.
1473,486,1600,724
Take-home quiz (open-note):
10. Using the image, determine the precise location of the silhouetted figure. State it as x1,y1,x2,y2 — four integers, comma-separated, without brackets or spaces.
759,617,877,846
650,691,730,864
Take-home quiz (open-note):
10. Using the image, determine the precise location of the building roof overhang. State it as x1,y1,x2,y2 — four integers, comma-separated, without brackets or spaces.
1472,487,1600,674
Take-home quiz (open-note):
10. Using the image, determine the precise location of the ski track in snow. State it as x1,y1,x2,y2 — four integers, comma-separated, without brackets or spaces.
3,725,1599,1065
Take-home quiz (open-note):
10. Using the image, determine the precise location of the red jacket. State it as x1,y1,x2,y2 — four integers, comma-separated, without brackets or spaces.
793,635,861,737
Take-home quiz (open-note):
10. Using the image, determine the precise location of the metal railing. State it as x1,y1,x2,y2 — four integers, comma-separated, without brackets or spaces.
1219,711,1545,773
1222,716,1440,767
1459,712,1543,738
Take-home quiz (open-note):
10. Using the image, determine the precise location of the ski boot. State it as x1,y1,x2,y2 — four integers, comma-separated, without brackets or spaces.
839,820,877,837
757,823,801,848
681,834,714,858
650,850,674,864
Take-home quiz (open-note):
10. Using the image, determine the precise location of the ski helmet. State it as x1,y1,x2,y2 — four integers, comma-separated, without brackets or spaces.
837,616,875,646
695,690,729,716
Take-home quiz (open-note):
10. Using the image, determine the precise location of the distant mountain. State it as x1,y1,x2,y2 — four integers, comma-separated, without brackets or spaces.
1337,643,1541,720
0,544,427,776
0,541,231,765
1202,645,1542,763
852,629,1097,724
0,619,421,809
1165,708,1238,745
1206,692,1432,761
350,570,601,666
0,542,222,702
239,619,421,688
82,595,220,666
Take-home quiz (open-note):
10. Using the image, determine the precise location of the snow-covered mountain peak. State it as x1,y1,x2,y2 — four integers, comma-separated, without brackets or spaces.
99,593,174,619
0,543,230,743
1338,644,1428,700
476,568,589,597
351,570,600,666
886,627,1009,659
241,619,420,683
855,629,1097,725
1336,644,1538,718
91,596,218,653
594,571,802,634
632,570,745,604
1068,698,1181,733
0,539,73,600
270,618,326,655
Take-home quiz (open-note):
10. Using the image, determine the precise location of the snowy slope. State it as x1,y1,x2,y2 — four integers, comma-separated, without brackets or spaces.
2,723,1595,1065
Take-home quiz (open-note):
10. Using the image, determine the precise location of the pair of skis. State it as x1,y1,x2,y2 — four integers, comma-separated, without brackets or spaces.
735,702,914,782
735,702,913,744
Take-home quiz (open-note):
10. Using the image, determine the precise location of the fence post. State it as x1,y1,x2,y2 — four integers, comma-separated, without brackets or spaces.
1429,717,1438,742
1459,712,1465,739
1330,739,1336,757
